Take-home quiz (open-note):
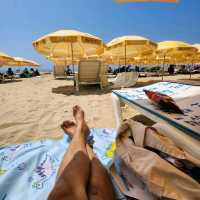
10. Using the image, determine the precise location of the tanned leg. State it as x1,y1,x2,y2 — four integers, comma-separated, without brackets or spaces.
48,106,90,200
87,146,116,200
61,120,116,200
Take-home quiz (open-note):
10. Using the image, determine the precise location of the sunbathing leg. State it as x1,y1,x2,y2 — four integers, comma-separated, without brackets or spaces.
48,106,90,200
62,120,116,200
87,147,116,200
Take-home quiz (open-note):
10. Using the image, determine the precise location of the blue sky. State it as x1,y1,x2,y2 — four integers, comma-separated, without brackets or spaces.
1,0,200,71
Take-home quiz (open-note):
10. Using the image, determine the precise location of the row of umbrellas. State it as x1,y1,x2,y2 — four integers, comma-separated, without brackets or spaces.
104,38,199,64
32,30,200,68
0,53,39,68
2,29,199,78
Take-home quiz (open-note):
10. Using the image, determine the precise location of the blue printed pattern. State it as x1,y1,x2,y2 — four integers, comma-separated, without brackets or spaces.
114,82,191,101
0,128,125,200
114,82,200,140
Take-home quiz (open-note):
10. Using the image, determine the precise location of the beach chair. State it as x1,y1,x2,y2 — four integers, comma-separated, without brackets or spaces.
53,64,67,79
0,73,5,83
74,60,108,91
7,74,15,80
3,73,15,81
110,71,139,89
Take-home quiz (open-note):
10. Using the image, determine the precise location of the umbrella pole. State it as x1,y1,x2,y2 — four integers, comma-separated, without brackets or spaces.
190,59,193,79
64,59,67,77
162,55,165,81
124,41,127,68
71,42,75,74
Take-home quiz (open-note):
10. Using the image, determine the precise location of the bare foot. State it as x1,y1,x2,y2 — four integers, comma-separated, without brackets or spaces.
73,105,90,138
73,105,85,124
61,120,76,138
61,120,95,160
62,119,94,151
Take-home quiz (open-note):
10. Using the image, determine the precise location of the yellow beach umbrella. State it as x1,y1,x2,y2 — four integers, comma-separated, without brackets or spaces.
133,56,155,65
46,55,80,65
86,54,118,65
193,44,200,53
33,30,104,73
106,35,157,66
0,52,14,66
101,55,116,65
115,0,178,3
118,57,135,65
147,55,189,65
157,41,197,56
193,44,200,64
157,41,198,79
3,57,39,67
102,54,134,65
86,54,101,60
156,56,174,64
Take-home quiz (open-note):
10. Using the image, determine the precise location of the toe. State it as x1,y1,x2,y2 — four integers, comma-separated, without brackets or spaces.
73,106,78,116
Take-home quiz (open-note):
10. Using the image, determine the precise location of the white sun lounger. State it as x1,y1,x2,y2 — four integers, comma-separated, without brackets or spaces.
110,72,139,89
112,81,200,160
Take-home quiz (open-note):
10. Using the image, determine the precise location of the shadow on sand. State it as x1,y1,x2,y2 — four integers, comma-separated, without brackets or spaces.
176,78,200,86
0,79,22,84
52,84,112,96
52,80,164,96
52,77,200,96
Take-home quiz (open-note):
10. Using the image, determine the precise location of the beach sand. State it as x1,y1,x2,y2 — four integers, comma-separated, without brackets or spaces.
0,73,199,146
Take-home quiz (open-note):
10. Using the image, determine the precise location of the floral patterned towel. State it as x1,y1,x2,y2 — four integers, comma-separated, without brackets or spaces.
0,128,125,200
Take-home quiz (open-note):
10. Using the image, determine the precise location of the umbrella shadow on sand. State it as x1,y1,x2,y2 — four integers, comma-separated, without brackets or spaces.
0,79,22,84
52,80,163,96
52,85,112,96
53,78,195,96
176,78,200,86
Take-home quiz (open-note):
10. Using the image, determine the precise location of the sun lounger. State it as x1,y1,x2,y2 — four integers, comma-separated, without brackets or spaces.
112,81,200,160
53,64,67,79
5,74,15,80
0,73,5,82
110,72,139,89
0,73,15,82
74,60,108,91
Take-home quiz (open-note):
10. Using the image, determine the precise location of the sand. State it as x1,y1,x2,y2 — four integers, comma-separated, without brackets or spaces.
0,73,199,146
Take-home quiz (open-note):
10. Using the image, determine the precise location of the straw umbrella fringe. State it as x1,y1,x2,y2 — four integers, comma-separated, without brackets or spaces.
3,57,40,67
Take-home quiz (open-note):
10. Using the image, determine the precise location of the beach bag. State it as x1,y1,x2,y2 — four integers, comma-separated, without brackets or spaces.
111,119,200,200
